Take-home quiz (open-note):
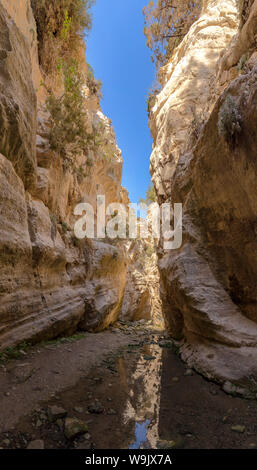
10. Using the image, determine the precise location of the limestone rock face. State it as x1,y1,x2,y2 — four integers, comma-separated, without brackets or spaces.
1,0,42,93
150,0,257,392
150,0,239,200
121,239,163,326
0,1,130,348
0,2,37,189
78,240,127,332
217,0,257,77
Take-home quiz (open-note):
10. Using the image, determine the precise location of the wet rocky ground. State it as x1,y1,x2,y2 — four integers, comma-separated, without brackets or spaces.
0,320,257,449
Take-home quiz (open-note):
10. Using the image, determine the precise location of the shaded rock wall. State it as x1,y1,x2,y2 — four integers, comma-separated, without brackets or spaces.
150,0,257,393
121,239,163,326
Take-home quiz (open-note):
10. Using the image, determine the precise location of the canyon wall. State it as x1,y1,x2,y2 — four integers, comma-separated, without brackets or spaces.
150,0,257,394
0,0,160,349
121,238,163,326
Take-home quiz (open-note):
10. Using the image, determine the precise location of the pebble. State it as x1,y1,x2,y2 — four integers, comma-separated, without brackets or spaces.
64,418,88,440
172,377,179,382
184,369,193,377
76,441,91,450
56,419,63,430
74,406,84,414
48,405,67,421
88,400,104,414
27,440,45,450
157,438,184,449
231,425,245,433
222,381,236,395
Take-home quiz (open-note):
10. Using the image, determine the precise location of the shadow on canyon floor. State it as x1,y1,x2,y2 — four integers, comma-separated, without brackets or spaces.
0,324,257,450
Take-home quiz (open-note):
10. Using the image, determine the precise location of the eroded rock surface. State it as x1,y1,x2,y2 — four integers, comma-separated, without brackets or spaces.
150,0,257,391
0,2,37,189
0,1,160,348
121,239,163,326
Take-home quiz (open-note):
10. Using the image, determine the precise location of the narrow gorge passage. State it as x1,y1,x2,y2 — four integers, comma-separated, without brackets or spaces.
1,323,257,450
0,0,257,454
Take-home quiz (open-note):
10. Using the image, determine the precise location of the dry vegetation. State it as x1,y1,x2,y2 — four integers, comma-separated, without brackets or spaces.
218,95,242,145
143,0,202,70
32,0,107,171
31,0,95,74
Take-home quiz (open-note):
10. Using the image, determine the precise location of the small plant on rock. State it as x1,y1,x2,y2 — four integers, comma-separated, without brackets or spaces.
86,64,103,99
146,89,158,116
218,94,242,145
61,221,71,234
139,183,157,206
61,10,72,40
237,53,247,73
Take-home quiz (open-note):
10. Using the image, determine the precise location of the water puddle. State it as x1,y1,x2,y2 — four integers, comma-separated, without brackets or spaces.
119,340,163,449
129,420,151,449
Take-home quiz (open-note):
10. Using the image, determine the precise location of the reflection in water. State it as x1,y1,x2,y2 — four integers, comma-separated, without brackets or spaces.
119,339,163,449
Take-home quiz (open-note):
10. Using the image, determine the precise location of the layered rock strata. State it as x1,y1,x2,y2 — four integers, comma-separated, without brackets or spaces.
0,0,158,348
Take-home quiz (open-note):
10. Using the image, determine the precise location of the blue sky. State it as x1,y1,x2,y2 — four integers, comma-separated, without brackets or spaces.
86,0,155,203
